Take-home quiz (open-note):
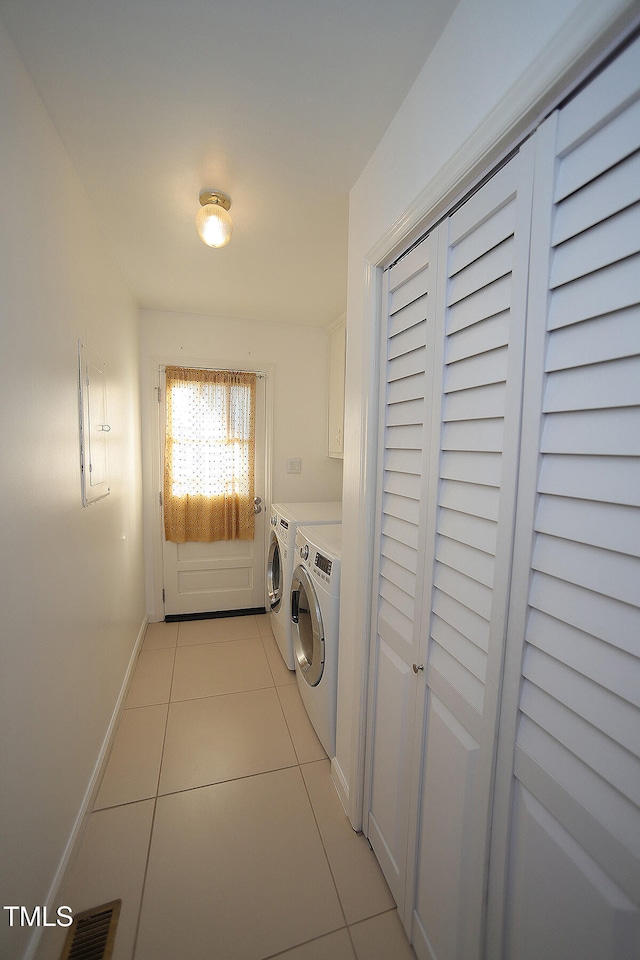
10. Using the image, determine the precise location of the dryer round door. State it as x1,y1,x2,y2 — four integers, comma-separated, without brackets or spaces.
290,565,324,687
267,534,282,612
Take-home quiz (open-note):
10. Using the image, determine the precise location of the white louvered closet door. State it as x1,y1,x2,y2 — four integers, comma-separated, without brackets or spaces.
490,36,640,960
366,142,537,955
366,231,439,908
409,144,535,960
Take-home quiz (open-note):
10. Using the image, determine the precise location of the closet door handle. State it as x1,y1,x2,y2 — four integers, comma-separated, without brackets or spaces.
412,663,424,674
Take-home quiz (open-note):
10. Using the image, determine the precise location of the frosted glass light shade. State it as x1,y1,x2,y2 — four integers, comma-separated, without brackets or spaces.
196,196,233,247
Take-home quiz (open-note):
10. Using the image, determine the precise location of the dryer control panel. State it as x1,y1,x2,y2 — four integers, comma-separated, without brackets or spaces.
315,553,333,577
295,524,342,596
302,548,334,586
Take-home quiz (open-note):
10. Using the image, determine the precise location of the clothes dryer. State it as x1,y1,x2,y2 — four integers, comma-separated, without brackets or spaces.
266,502,341,669
290,523,341,757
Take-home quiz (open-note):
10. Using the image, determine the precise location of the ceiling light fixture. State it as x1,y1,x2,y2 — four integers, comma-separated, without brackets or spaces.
196,190,233,248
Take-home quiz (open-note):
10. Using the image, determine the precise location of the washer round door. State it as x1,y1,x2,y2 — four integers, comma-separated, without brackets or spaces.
290,565,324,687
267,534,282,612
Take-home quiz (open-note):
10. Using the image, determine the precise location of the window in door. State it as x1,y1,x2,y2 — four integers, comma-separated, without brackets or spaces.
163,366,256,543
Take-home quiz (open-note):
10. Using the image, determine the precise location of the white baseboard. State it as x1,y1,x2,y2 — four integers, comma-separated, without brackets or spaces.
330,756,351,821
24,614,148,960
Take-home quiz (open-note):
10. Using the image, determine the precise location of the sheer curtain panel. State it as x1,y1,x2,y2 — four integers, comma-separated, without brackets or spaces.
164,366,256,543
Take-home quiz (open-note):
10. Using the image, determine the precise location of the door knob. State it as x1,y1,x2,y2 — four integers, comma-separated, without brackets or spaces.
254,497,262,514
412,663,424,673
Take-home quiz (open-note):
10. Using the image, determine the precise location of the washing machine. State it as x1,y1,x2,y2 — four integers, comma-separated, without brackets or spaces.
290,523,341,757
267,502,342,669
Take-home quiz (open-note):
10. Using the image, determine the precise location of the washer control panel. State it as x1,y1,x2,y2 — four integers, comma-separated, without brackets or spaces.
278,517,289,542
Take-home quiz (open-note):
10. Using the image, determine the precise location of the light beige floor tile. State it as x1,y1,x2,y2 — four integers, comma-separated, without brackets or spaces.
269,928,356,959
175,618,219,646
125,647,174,707
135,768,344,960
301,761,394,923
171,637,273,701
256,612,274,637
262,630,297,686
34,801,154,960
142,621,178,650
178,614,261,645
94,704,168,809
277,683,327,763
322,835,395,924
159,687,297,794
300,760,352,846
349,910,417,960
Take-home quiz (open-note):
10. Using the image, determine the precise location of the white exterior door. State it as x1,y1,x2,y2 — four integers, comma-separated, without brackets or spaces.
161,370,267,616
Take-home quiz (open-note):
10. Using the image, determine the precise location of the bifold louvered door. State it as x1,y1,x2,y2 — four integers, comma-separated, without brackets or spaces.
366,231,439,907
366,143,536,957
367,32,640,960
408,145,536,960
488,35,640,960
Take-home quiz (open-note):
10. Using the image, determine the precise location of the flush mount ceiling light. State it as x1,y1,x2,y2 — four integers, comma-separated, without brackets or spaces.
196,190,233,248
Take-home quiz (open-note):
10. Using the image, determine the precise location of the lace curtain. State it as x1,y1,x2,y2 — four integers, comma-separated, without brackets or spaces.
163,366,256,543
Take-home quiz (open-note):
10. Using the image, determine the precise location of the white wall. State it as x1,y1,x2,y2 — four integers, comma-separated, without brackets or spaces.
0,21,146,960
336,0,637,820
139,309,344,619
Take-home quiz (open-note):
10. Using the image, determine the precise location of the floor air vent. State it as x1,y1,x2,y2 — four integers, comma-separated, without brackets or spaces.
59,900,121,960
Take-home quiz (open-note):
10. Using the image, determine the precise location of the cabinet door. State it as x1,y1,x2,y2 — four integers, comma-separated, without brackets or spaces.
409,144,535,960
489,37,640,960
366,231,440,908
328,320,346,458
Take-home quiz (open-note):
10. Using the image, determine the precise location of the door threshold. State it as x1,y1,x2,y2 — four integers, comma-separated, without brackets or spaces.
165,607,267,623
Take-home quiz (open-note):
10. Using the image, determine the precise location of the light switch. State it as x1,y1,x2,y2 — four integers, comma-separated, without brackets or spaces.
287,458,302,474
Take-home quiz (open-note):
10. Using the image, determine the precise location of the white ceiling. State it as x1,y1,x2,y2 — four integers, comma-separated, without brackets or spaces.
0,0,457,326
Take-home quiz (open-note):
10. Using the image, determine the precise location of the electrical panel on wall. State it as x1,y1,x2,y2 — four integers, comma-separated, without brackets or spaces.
78,339,110,506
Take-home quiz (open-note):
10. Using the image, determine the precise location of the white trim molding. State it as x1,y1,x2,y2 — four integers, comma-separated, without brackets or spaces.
25,615,148,960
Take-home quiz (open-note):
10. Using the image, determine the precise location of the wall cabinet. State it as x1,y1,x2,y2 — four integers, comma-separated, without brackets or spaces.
365,36,640,960
328,316,346,458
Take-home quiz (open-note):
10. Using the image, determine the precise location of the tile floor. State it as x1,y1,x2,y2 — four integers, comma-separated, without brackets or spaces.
35,614,417,960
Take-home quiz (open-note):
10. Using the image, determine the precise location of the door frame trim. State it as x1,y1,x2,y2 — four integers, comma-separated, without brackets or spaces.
146,356,274,623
